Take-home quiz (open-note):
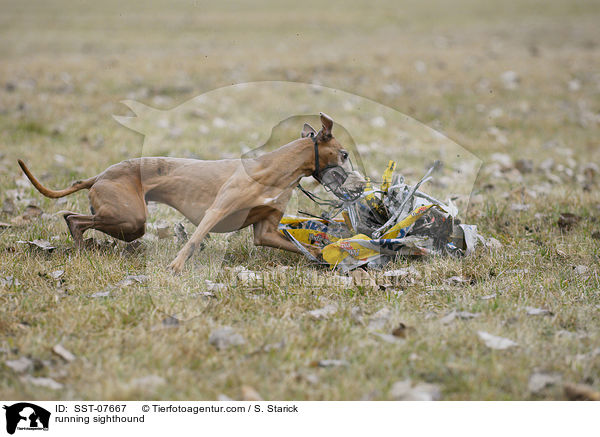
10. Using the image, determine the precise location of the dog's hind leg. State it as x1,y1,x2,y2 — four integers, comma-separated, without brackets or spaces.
64,179,147,246
64,213,146,247
62,212,87,247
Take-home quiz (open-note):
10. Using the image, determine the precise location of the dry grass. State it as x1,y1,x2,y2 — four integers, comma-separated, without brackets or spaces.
1,0,599,400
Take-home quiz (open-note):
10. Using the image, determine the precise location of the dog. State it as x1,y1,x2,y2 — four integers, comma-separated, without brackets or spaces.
18,113,364,273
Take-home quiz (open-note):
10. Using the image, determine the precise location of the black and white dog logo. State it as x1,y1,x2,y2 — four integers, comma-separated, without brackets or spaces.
3,403,50,435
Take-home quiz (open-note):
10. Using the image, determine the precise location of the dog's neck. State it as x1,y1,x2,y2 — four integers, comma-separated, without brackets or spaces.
252,137,318,188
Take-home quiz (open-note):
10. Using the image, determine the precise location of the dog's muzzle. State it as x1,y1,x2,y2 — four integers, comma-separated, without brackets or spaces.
319,165,365,202
310,131,365,202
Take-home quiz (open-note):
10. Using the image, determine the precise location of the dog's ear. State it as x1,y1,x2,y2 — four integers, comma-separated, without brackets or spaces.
301,123,317,138
320,112,333,137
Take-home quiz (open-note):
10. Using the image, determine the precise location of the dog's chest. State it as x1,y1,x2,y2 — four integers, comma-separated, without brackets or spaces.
259,189,290,207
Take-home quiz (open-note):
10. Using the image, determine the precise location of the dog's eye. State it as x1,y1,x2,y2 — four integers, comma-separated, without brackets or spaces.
341,151,349,160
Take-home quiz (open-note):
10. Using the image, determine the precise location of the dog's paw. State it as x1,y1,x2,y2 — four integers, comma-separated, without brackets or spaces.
307,246,323,261
167,258,185,274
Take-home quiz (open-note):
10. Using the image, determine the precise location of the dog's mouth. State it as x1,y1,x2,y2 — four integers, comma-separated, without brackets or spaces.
319,166,365,202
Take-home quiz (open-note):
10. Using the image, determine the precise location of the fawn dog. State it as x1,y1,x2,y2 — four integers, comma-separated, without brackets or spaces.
18,113,364,273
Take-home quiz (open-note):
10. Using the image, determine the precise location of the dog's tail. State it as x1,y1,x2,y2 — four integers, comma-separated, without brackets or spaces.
18,159,97,199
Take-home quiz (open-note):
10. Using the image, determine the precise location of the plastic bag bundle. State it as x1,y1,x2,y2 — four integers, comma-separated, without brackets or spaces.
279,160,481,271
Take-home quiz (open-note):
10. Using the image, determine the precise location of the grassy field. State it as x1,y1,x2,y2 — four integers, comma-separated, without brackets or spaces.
1,0,599,400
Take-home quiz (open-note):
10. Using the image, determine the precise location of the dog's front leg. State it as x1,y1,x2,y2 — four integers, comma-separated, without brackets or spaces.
253,215,322,259
168,207,227,274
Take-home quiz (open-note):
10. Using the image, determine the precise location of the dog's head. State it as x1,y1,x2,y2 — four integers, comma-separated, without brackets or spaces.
302,113,366,199
301,112,349,171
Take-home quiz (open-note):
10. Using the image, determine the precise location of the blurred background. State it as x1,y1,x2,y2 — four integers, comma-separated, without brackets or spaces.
2,0,598,173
